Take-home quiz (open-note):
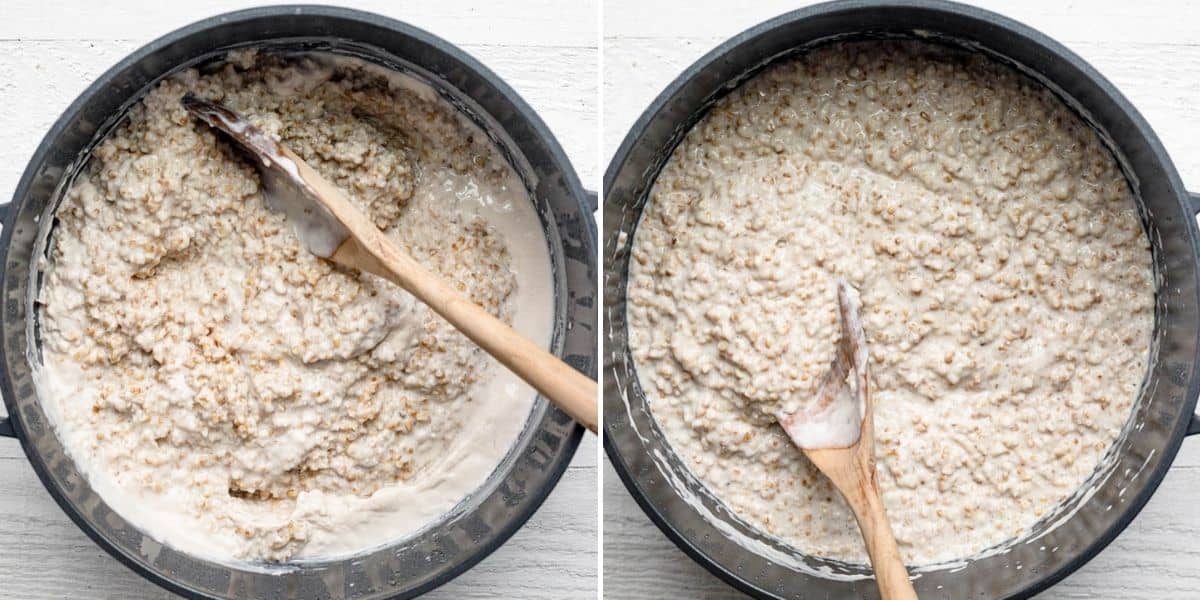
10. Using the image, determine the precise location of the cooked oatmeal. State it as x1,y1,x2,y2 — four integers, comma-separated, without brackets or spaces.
36,51,552,562
628,41,1153,565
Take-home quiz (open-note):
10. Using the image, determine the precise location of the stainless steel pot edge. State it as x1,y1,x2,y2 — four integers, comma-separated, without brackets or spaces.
0,5,596,600
602,1,1200,598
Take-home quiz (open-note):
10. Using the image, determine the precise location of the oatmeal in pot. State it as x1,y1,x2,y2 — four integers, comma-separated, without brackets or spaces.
36,51,553,562
628,41,1153,565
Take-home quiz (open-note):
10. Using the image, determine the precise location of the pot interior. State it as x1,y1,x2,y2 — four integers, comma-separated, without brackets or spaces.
2,9,594,600
603,5,1200,599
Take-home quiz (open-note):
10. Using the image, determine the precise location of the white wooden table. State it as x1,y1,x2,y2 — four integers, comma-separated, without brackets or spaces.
0,1,598,598
602,1,1200,598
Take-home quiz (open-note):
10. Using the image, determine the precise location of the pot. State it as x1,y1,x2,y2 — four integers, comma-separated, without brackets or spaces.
0,6,596,600
603,1,1200,598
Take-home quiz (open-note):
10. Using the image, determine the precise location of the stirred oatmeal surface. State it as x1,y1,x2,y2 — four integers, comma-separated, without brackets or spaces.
628,41,1153,564
37,50,552,562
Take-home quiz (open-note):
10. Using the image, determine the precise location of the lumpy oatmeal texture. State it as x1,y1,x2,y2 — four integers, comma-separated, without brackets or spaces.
39,52,542,561
628,42,1153,565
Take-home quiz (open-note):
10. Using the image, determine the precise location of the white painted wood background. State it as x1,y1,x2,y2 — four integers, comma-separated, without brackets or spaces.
0,1,598,598
602,1,1200,598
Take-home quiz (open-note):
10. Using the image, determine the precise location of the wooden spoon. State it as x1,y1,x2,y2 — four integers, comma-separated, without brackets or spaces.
181,94,597,433
777,281,917,600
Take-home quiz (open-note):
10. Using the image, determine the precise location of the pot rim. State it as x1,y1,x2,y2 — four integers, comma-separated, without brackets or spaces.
602,1,1200,598
0,5,594,599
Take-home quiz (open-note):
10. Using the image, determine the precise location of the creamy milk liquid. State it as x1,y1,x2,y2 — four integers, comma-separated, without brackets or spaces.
33,52,554,563
778,380,864,450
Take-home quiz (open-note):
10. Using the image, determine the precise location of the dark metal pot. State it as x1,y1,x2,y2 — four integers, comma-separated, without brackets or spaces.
603,1,1200,598
0,5,596,600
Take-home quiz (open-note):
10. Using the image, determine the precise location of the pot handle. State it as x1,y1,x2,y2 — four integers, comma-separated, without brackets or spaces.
0,201,12,438
1189,192,1200,436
